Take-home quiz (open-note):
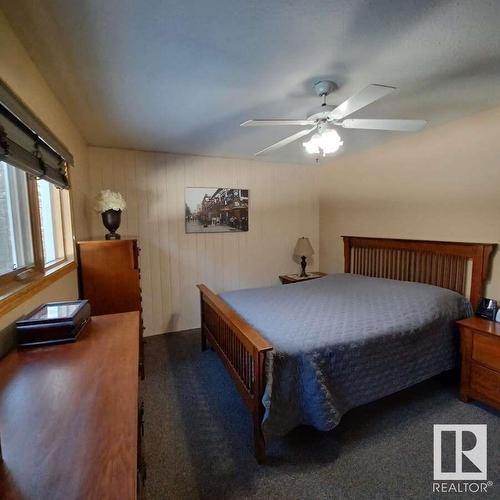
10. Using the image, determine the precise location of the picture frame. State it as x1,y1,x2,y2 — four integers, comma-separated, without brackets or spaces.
185,187,249,233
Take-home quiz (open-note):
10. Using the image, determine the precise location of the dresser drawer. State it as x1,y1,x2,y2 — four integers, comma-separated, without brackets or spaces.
470,363,500,406
472,333,500,371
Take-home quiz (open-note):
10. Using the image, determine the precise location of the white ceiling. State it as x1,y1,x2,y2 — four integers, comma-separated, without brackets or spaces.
2,0,500,164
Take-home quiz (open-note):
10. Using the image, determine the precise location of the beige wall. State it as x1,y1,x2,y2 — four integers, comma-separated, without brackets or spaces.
87,147,319,335
319,106,500,301
0,10,90,346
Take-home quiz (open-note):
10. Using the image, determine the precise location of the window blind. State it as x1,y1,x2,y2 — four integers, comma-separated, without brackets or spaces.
0,80,73,189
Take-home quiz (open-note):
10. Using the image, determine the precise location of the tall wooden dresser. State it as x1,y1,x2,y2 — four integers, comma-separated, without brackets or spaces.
77,239,144,377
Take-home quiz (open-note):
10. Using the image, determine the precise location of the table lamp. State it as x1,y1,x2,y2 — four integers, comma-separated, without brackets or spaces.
294,237,314,277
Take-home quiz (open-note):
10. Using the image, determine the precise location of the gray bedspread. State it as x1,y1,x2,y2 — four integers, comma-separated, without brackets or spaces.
219,274,472,437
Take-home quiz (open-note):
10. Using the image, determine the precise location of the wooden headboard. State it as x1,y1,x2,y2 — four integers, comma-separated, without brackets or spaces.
343,236,495,308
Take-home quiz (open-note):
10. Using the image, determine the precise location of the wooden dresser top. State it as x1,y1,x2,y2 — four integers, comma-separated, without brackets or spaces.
456,316,500,337
0,312,140,500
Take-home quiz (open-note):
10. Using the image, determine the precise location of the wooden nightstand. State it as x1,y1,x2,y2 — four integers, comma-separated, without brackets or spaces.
456,317,500,410
279,272,327,285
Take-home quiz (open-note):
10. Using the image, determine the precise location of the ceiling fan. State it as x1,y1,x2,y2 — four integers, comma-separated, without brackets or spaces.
240,81,426,157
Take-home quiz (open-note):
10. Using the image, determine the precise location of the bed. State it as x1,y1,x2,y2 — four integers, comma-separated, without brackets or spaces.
197,237,494,462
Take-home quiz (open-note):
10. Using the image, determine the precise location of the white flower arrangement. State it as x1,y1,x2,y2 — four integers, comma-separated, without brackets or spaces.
94,190,127,213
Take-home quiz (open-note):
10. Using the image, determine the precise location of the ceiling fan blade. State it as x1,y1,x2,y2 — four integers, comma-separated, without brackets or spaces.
254,127,316,156
241,119,315,127
329,84,396,120
341,118,427,132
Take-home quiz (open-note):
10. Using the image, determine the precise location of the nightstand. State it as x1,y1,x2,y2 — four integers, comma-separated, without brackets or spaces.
456,317,500,410
279,272,327,285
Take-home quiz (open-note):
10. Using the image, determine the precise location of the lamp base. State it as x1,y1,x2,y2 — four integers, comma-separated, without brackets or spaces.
299,256,308,277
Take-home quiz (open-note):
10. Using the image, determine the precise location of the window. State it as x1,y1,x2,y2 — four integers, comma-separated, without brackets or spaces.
0,160,67,283
0,161,34,275
37,178,65,265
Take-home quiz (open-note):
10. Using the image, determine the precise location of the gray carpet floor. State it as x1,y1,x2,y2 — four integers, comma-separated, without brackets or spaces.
142,331,499,500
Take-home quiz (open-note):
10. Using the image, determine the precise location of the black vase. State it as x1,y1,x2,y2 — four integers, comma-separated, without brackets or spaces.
101,209,122,240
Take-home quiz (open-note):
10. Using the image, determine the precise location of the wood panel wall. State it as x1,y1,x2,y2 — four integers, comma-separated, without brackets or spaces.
87,147,319,336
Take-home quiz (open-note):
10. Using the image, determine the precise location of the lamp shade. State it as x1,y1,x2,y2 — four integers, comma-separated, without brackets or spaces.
294,237,314,257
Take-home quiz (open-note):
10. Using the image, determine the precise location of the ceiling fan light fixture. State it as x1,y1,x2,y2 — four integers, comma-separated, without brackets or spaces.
242,83,426,157
303,128,343,156
302,133,321,154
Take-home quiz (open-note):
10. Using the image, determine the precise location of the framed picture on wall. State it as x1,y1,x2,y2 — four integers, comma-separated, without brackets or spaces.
185,187,249,233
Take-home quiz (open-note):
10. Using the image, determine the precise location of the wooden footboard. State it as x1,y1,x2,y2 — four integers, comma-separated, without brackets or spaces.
197,284,273,463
